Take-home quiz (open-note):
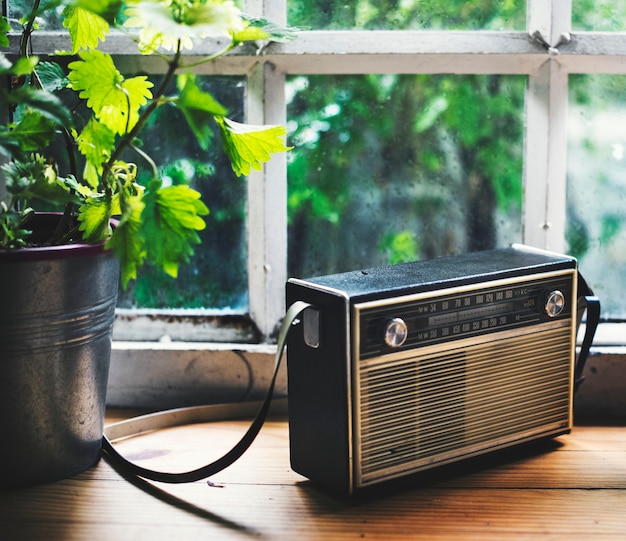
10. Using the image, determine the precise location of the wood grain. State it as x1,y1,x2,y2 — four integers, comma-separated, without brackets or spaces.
1,413,624,540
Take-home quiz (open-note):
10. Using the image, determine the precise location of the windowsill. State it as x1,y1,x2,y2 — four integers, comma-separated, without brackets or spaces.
108,341,282,411
108,318,625,415
108,340,625,419
112,309,262,344
579,322,626,349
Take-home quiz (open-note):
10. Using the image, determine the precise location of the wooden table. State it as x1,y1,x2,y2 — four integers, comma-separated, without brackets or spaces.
1,411,625,540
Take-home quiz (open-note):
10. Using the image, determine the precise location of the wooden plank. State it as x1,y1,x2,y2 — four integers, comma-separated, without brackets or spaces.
1,419,624,540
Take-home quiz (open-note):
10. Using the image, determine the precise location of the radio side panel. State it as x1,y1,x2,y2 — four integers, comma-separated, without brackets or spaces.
286,280,353,493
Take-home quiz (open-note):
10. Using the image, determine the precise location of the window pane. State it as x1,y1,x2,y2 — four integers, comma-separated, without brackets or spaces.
5,0,64,29
287,74,524,279
573,1,626,31
568,75,626,320
288,0,525,30
112,76,248,310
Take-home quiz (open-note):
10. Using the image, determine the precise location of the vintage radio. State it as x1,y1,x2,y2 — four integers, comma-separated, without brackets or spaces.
286,244,592,494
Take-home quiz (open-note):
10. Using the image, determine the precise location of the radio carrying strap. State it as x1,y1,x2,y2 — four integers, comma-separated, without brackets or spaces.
101,300,312,484
575,272,601,392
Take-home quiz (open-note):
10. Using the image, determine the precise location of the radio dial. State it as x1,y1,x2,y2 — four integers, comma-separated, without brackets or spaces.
545,290,565,318
384,318,408,348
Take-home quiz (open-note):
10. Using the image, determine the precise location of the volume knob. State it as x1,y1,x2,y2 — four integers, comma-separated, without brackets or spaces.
545,290,565,318
384,318,408,348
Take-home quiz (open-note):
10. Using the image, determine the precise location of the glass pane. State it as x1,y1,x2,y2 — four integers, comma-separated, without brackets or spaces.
116,76,248,310
5,0,64,29
287,74,525,279
573,1,626,31
288,0,526,30
568,75,626,320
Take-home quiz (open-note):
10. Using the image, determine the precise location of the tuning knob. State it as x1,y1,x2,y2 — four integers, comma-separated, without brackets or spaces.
545,290,565,318
384,318,408,348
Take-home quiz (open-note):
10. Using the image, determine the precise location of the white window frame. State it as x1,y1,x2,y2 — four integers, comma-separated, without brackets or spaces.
4,0,624,412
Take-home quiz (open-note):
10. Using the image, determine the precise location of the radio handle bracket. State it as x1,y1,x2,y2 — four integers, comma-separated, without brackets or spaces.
574,272,601,392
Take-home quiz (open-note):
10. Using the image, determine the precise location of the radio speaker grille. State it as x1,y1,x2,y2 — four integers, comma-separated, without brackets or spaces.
356,324,572,486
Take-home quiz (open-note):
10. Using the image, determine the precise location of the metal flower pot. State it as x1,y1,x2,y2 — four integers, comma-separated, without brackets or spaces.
0,214,119,488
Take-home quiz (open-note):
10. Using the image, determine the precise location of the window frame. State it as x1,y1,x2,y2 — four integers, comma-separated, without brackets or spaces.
4,0,625,412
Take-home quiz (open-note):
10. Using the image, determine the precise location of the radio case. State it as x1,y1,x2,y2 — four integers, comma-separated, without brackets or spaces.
286,245,579,494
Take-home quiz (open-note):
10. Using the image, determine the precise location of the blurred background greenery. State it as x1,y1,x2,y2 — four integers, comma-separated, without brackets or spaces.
4,0,626,318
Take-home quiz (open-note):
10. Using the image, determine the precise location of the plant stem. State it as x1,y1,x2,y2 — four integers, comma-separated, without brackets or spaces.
129,143,159,180
19,0,41,59
102,44,183,185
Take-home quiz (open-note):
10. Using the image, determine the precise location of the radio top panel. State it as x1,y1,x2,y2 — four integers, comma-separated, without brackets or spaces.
291,244,577,303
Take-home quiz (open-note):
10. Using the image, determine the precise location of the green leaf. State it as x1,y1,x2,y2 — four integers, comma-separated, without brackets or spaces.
81,161,100,189
78,196,115,241
11,56,40,77
36,61,69,92
0,132,21,158
0,204,34,249
8,86,73,128
141,183,209,278
62,5,110,53
63,175,97,201
231,24,270,43
175,74,227,150
177,73,228,116
68,49,153,134
2,155,74,204
104,194,146,288
70,0,124,25
76,117,115,174
238,16,302,43
9,111,58,151
216,117,292,177
0,17,10,48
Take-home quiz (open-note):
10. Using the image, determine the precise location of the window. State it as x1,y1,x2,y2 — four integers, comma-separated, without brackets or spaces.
287,73,525,279
3,0,624,413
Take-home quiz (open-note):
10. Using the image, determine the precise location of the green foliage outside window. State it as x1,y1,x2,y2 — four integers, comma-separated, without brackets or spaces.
286,0,528,278
288,0,525,30
4,0,626,316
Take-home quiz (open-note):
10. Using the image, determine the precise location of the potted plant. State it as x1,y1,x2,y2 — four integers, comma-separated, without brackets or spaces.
0,0,294,487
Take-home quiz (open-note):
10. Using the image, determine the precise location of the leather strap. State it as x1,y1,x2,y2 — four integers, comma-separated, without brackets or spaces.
101,300,311,483
574,272,601,392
